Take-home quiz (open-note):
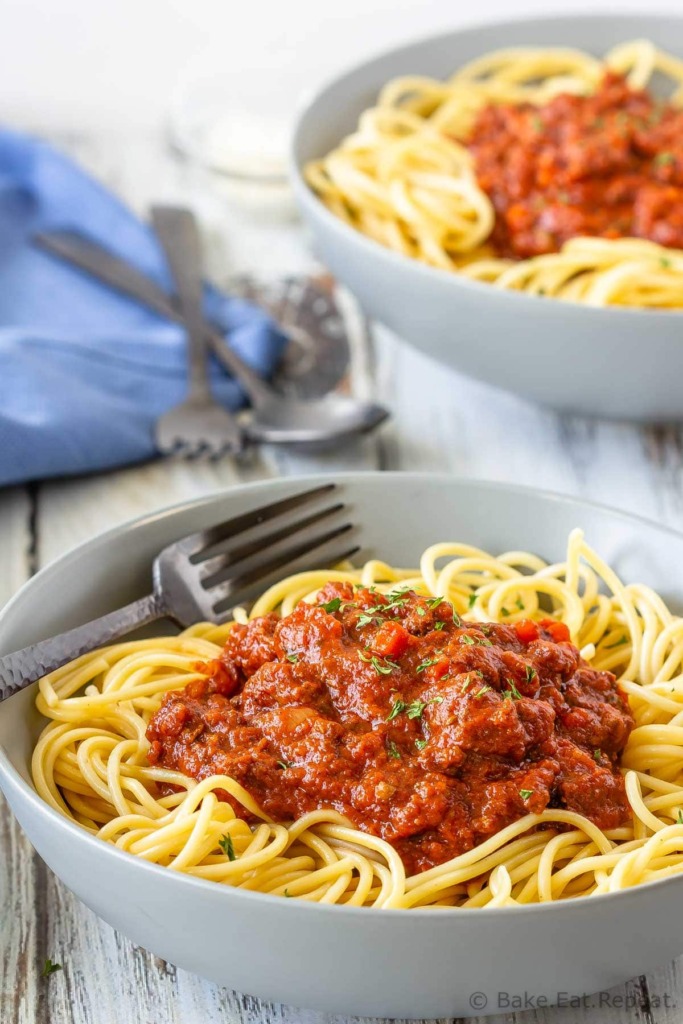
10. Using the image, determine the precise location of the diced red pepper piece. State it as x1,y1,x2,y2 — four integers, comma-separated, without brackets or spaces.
373,620,410,659
540,618,571,643
514,619,540,643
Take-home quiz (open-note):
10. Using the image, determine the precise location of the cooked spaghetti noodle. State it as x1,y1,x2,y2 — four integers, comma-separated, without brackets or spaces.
31,529,683,908
305,40,683,308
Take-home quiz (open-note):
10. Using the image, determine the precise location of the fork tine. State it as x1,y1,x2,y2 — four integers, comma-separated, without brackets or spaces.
209,523,355,614
212,543,361,622
200,502,345,589
185,484,337,560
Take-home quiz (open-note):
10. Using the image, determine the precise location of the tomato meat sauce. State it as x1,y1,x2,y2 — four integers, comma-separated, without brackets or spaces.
467,72,683,258
147,585,634,874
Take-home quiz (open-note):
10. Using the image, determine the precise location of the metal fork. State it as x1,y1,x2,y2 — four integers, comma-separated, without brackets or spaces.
0,485,357,701
151,205,245,458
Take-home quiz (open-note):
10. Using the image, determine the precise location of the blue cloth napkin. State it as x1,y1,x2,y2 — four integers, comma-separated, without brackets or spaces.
0,128,287,488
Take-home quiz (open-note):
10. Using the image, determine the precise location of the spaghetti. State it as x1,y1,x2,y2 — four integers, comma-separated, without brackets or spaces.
31,530,683,908
305,40,683,308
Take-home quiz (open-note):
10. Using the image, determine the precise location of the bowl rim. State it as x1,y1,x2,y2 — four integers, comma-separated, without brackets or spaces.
4,470,683,920
290,8,683,321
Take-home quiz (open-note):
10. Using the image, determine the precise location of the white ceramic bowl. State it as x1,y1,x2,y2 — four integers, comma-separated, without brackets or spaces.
2,474,683,1018
291,13,683,422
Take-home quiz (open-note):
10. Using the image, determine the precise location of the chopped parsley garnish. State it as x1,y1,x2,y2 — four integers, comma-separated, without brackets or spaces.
678,811,683,825
406,696,443,719
286,652,298,663
41,959,62,978
459,635,476,646
462,674,474,692
359,652,399,675
468,594,477,609
474,685,491,698
426,596,444,609
516,597,525,611
219,833,236,860
416,656,441,673
452,610,461,627
387,740,401,759
519,789,534,801
386,698,407,721
357,612,382,628
593,749,601,762
284,888,293,897
501,607,510,617
417,606,426,617
321,597,342,613
277,761,293,770
525,665,537,683
504,679,522,700
434,621,445,631
415,738,428,751
655,151,675,166
661,257,673,269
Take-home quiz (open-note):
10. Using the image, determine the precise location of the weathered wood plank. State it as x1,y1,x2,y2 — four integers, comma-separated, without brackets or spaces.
0,487,36,1024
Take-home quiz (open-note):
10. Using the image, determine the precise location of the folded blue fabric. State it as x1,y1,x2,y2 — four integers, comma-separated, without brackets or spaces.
0,128,287,488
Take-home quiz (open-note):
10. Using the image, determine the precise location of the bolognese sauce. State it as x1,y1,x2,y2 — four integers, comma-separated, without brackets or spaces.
468,71,683,258
147,584,634,874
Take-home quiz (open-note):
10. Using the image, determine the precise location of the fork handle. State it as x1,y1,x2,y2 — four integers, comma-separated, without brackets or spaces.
151,206,211,398
0,593,164,702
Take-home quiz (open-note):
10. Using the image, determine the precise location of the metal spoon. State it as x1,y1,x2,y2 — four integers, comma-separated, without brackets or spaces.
34,231,390,449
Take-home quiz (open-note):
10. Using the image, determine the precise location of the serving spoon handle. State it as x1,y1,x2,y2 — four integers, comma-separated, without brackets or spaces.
0,594,163,702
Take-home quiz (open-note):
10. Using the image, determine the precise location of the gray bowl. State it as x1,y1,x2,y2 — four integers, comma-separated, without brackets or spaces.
2,473,683,1017
291,13,683,422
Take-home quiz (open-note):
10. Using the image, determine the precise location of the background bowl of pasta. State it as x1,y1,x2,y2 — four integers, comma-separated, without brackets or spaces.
4,474,683,1016
292,14,683,421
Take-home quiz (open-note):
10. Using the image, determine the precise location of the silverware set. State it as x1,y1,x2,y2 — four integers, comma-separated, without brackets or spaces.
35,207,389,458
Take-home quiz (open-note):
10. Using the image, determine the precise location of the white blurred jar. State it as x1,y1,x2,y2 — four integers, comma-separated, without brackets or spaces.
169,56,310,221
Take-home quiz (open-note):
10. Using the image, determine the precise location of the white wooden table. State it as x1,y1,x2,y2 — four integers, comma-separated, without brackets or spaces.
2,129,683,1024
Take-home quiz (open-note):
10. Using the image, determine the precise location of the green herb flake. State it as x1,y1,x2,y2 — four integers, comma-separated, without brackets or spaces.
474,685,491,698
516,597,525,611
386,698,407,721
505,678,522,700
277,760,293,771
359,652,398,675
322,597,342,614
678,811,683,825
468,594,477,609
501,607,510,617
41,959,62,978
655,151,675,166
417,606,426,617
286,652,299,664
387,740,401,760
415,738,428,751
284,888,293,897
519,789,534,801
417,656,441,673
434,620,445,631
219,833,236,861
660,257,673,269
427,596,444,609
525,665,537,683
407,696,443,720
593,749,601,762
459,634,476,646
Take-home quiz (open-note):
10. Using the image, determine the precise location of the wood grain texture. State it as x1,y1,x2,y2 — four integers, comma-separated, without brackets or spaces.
2,129,683,1023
